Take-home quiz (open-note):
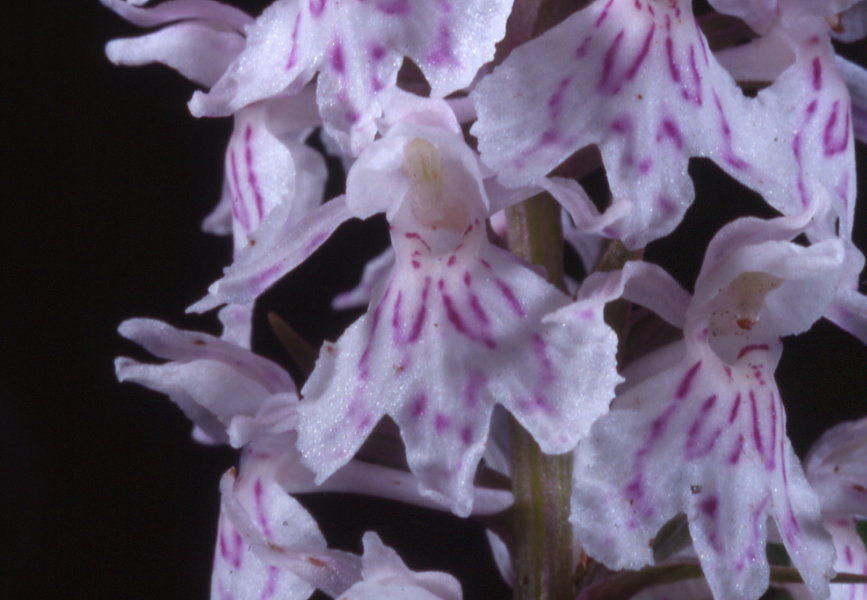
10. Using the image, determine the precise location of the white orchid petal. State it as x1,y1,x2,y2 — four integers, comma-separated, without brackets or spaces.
196,195,355,308
101,0,252,31
106,22,244,87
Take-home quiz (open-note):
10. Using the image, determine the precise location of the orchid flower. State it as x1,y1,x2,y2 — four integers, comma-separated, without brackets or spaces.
293,119,620,516
564,210,845,600
471,0,761,249
214,439,466,599
189,0,514,155
791,417,867,600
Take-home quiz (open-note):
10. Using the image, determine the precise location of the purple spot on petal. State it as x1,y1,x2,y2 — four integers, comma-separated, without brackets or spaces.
460,425,473,446
411,394,428,418
427,23,458,67
700,495,718,519
610,116,632,134
435,413,451,433
309,0,325,18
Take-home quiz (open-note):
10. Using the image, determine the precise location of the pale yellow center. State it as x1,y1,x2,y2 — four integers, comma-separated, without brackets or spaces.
710,271,784,335
403,138,467,230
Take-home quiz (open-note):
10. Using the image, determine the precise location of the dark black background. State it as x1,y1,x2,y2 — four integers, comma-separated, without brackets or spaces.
4,2,866,599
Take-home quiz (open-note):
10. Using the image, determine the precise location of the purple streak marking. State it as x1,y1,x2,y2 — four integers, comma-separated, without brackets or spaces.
495,278,525,317
713,93,749,170
746,495,771,561
220,529,243,568
594,0,615,27
625,25,655,81
460,425,473,446
391,291,404,344
657,117,684,150
404,231,431,251
812,57,822,91
823,101,850,156
442,292,496,348
728,393,741,423
676,361,701,399
286,12,301,69
435,412,451,433
407,278,430,343
766,393,777,470
259,567,279,600
244,125,265,219
683,45,703,106
547,77,571,121
469,294,489,325
358,293,386,379
665,37,680,83
736,344,769,360
728,433,744,465
597,30,625,92
575,35,593,59
229,150,251,232
750,390,764,457
685,395,722,459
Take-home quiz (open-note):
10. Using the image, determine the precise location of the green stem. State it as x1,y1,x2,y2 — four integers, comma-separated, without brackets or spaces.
506,194,574,600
